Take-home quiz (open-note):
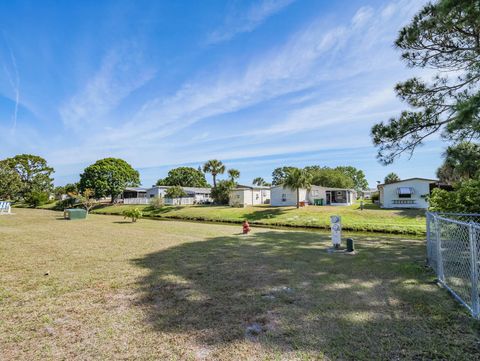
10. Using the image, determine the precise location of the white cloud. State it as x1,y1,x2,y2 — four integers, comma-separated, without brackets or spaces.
263,87,396,135
48,0,427,174
352,6,374,28
206,0,295,45
59,45,156,131
96,0,420,149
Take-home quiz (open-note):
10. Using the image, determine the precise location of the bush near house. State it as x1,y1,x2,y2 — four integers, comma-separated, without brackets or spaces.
429,180,480,213
24,190,50,208
149,196,164,209
211,180,235,205
164,185,187,199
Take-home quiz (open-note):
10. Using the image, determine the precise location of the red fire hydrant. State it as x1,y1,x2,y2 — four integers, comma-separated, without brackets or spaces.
243,220,251,234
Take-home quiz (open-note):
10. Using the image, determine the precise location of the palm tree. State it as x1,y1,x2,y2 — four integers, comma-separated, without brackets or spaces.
384,172,401,184
253,177,266,186
283,168,312,208
203,159,225,187
227,168,240,182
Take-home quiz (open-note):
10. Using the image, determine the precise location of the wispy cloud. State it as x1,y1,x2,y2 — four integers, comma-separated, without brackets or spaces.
13,0,432,186
206,0,295,45
96,0,420,150
2,37,20,132
59,44,156,131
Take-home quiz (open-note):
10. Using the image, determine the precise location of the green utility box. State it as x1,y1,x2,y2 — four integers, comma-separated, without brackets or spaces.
346,238,355,252
313,198,324,206
64,208,87,220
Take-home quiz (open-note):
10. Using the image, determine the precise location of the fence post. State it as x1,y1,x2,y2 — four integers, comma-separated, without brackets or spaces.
426,212,431,266
434,216,445,283
469,222,479,319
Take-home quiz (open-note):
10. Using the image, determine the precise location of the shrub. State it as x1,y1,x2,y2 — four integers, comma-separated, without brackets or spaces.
164,186,187,199
123,208,142,222
211,180,235,205
149,196,164,209
55,198,77,210
24,191,49,208
429,180,480,213
371,192,379,202
428,188,457,212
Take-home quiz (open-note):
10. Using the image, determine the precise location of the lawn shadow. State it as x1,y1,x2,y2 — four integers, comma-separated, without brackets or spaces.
359,202,425,218
144,205,186,215
131,230,478,359
241,206,292,222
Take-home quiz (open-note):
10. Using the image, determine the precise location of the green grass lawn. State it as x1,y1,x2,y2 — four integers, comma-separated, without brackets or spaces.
92,202,426,235
1,209,478,360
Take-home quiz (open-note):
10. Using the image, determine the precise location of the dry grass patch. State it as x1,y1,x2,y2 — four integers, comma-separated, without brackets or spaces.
0,209,478,360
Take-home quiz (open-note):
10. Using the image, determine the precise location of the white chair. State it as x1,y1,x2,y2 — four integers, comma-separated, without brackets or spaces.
0,201,11,215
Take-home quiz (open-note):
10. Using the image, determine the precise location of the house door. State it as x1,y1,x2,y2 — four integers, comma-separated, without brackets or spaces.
326,192,331,205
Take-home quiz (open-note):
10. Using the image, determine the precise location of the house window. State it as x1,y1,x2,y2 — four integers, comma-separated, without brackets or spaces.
397,187,413,198
236,195,240,199
282,193,287,202
256,194,259,199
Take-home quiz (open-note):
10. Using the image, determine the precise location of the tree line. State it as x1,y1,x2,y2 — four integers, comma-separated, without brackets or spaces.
0,154,371,207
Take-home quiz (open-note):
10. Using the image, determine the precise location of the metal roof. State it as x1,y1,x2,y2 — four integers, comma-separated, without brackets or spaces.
124,187,147,192
377,178,438,187
235,184,271,190
148,185,211,193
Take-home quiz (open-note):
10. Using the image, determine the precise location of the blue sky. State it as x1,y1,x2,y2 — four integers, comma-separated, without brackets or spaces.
0,0,443,188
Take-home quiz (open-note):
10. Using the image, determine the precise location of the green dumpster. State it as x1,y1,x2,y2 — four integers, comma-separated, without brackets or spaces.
64,208,87,220
313,198,324,206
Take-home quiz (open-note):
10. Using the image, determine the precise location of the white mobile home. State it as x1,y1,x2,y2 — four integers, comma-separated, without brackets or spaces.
378,178,437,209
361,188,378,199
146,186,212,203
270,185,356,207
229,185,271,207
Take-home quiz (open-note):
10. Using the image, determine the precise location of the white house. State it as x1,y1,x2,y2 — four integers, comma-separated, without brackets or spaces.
270,185,356,207
146,186,212,203
377,178,437,209
361,188,378,199
229,185,271,207
122,186,212,204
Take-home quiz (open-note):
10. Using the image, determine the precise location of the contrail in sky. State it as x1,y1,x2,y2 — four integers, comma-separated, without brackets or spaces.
2,34,20,132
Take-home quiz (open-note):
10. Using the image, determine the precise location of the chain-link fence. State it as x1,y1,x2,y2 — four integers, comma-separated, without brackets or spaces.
426,212,480,319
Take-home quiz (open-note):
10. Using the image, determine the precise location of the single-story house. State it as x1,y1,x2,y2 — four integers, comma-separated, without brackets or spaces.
123,187,147,199
270,185,356,207
377,178,437,209
146,186,212,203
229,185,271,207
360,188,378,199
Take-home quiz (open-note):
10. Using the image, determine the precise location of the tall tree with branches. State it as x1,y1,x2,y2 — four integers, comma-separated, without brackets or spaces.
282,168,312,209
202,160,225,187
371,0,480,164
